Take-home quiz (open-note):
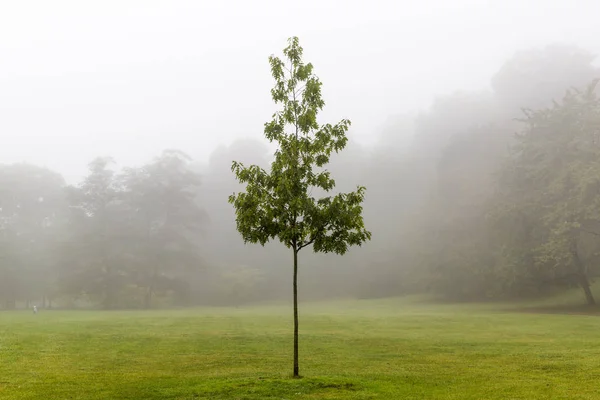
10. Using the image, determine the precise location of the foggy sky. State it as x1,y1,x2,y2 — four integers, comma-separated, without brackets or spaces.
2,0,599,183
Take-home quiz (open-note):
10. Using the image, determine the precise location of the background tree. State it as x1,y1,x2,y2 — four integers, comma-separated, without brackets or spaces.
491,80,600,305
60,157,128,309
56,152,207,309
119,149,207,308
382,44,600,302
0,164,66,309
229,37,371,377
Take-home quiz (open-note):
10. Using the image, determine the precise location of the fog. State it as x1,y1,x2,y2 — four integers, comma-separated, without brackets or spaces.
2,0,598,181
2,0,600,309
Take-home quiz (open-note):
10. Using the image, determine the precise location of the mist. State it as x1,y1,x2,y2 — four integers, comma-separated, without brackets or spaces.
2,0,600,309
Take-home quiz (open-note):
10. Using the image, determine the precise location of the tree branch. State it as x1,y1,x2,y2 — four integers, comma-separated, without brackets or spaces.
298,220,334,251
298,238,315,251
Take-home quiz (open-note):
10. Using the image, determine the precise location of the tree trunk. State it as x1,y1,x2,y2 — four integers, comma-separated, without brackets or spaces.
571,246,596,306
144,287,153,309
103,264,113,310
580,276,596,306
293,247,300,378
144,269,157,310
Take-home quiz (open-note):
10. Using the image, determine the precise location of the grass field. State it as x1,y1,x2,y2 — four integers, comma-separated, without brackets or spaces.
2,294,600,399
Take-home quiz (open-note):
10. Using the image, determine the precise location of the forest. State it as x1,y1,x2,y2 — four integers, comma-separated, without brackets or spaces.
2,43,600,309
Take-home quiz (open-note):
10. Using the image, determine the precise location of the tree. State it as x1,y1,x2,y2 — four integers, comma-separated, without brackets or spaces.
229,37,371,377
119,149,207,308
60,157,129,309
0,164,67,309
491,79,600,305
390,44,600,301
58,152,207,309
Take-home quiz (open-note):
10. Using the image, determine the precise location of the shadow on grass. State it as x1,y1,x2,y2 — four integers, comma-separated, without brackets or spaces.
195,377,362,399
109,376,364,400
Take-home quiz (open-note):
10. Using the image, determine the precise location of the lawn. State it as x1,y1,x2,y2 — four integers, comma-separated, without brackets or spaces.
1,296,600,399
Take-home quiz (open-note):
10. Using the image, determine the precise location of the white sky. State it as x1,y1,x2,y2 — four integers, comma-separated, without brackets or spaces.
1,0,599,183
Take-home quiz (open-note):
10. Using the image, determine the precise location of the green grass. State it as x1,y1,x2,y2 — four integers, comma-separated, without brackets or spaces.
2,295,600,399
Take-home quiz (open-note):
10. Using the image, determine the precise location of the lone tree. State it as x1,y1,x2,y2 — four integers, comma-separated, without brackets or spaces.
229,37,371,378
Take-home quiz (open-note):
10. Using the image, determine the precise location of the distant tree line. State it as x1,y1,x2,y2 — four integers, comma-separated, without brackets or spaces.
0,150,206,309
2,43,600,309
378,44,600,305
